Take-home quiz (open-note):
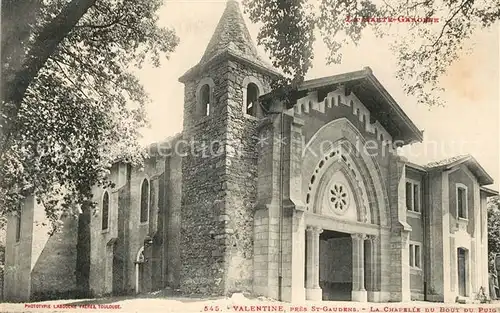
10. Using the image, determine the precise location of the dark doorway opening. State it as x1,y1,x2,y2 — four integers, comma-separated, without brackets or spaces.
319,230,352,301
458,248,468,297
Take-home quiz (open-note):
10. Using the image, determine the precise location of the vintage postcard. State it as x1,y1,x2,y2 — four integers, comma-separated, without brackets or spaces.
0,0,499,312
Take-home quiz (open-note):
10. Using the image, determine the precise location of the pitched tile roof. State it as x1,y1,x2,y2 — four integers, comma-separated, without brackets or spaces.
425,154,471,168
180,0,278,82
423,154,494,186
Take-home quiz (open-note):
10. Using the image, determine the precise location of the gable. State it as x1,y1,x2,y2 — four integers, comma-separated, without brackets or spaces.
293,85,393,145
259,67,423,145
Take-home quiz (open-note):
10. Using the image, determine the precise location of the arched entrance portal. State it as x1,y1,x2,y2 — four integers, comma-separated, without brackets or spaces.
135,246,145,294
301,119,388,302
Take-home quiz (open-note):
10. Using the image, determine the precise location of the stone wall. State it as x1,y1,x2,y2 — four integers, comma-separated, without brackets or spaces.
86,154,178,297
224,60,273,294
125,161,161,293
30,216,79,301
89,176,121,296
253,116,282,300
180,60,231,295
163,149,183,289
114,164,132,295
3,196,79,302
4,196,37,302
179,54,276,295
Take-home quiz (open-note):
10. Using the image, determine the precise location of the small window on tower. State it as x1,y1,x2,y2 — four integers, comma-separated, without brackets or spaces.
246,83,259,116
200,84,210,117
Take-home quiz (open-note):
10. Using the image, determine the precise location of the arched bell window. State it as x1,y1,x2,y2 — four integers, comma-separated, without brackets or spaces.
196,77,215,118
246,83,259,116
200,84,210,116
242,77,264,118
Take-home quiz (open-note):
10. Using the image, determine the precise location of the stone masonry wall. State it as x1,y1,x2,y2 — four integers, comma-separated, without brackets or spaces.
163,149,183,289
180,56,274,295
30,216,79,300
4,196,79,302
223,60,273,294
253,116,281,299
4,196,38,302
89,163,127,296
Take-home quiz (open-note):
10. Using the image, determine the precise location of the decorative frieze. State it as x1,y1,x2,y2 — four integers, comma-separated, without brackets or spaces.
293,86,392,144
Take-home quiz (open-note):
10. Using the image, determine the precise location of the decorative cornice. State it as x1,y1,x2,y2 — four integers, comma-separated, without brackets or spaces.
179,50,281,83
293,86,394,148
351,233,367,240
306,226,323,234
291,67,424,145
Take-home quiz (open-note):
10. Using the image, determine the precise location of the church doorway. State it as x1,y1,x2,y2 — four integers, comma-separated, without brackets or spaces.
457,248,468,297
318,230,353,300
135,246,145,294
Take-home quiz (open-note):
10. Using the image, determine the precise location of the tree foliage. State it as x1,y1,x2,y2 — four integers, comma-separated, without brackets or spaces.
243,0,500,107
488,196,500,271
0,0,178,231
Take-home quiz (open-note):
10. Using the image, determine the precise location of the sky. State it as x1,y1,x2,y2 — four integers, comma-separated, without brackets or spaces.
136,0,500,190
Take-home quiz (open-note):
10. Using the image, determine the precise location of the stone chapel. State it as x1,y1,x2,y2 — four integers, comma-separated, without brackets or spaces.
4,0,498,304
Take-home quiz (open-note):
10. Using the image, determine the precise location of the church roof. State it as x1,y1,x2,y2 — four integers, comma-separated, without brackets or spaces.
179,0,280,82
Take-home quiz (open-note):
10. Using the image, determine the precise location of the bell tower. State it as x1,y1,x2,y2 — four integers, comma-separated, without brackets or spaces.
178,0,280,295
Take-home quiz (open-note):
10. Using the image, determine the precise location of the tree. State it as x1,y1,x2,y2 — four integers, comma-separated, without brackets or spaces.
488,196,500,271
243,0,500,107
0,0,178,231
1,0,109,162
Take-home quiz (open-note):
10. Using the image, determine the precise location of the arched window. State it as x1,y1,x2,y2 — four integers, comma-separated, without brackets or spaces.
200,84,210,117
102,191,110,230
140,179,149,223
246,83,259,116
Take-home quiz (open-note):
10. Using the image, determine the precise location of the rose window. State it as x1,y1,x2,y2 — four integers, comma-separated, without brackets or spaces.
329,183,349,214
